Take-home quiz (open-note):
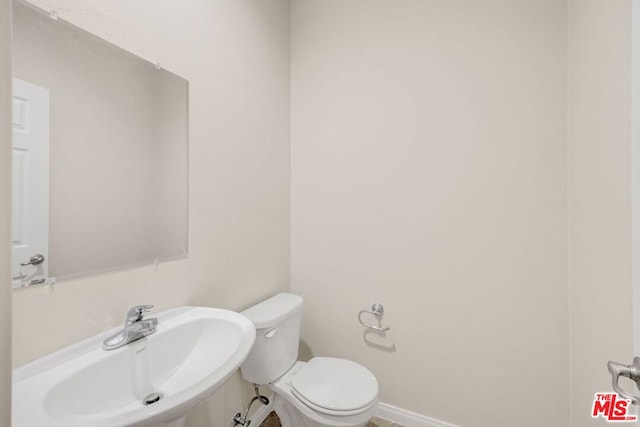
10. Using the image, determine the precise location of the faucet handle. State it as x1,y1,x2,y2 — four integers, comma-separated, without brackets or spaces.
126,304,154,325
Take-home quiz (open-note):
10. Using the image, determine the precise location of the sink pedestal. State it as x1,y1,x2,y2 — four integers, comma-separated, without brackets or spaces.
162,415,186,427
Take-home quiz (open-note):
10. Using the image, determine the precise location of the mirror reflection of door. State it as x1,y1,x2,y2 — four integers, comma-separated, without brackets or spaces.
12,78,49,287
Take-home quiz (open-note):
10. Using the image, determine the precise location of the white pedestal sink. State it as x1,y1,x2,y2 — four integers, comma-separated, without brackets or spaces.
13,306,256,426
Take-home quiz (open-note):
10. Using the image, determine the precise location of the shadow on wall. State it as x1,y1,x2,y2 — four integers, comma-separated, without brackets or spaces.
363,330,396,353
299,340,313,362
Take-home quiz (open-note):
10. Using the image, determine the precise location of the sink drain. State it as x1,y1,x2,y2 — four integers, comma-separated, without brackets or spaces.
143,392,163,405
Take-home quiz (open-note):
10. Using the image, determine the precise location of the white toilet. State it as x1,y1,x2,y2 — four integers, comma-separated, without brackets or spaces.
240,293,379,427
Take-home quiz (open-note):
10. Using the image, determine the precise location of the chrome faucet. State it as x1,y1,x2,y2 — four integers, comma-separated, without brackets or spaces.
102,305,158,351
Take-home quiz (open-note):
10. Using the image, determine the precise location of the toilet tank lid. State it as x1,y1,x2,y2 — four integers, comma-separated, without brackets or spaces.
241,293,303,329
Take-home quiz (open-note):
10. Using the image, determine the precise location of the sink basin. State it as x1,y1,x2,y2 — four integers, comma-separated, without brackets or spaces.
13,306,256,426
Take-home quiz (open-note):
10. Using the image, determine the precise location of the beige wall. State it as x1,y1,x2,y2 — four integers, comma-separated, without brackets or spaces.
11,0,290,426
567,0,634,426
0,0,12,424
290,1,569,426
5,2,638,427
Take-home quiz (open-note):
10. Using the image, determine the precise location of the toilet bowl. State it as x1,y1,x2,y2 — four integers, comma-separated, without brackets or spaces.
240,293,379,427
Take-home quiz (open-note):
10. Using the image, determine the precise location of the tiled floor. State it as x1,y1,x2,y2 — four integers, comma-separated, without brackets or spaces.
366,418,404,427
259,411,404,427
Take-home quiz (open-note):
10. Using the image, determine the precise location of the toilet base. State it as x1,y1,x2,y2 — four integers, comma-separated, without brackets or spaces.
274,394,315,427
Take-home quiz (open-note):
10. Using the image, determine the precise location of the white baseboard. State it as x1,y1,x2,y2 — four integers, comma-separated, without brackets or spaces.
247,395,274,426
376,402,459,427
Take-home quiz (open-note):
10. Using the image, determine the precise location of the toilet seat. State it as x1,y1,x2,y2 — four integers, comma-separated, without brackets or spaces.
290,357,378,416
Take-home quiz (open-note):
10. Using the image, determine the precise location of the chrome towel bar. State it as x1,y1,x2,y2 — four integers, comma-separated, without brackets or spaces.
358,303,390,332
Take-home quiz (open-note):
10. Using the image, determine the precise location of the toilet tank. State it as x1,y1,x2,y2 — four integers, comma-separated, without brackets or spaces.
240,293,303,385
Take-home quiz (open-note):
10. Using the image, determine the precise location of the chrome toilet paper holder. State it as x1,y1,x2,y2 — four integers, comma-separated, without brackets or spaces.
358,303,390,332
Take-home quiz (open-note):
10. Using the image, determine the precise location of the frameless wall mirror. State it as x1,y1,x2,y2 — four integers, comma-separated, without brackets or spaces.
11,1,189,287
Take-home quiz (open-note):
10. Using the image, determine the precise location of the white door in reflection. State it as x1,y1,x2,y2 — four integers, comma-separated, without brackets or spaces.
12,78,49,286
